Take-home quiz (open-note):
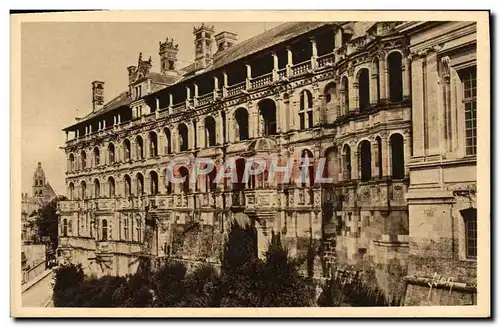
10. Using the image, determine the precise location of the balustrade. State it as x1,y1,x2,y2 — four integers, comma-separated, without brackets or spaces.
227,81,246,96
291,60,312,76
250,73,272,89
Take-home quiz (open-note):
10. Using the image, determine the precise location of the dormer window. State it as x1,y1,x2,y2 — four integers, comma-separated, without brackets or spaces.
134,85,142,99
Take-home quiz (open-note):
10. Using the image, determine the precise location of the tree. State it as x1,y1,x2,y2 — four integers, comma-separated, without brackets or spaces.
52,263,84,307
151,260,187,307
35,196,66,250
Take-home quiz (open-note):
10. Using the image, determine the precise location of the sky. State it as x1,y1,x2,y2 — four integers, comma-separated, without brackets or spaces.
21,21,283,195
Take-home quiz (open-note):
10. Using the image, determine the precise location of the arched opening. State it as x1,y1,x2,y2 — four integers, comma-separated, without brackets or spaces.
108,176,116,197
376,136,383,178
80,181,87,199
68,182,74,200
108,143,115,164
164,128,172,154
178,123,189,151
301,149,315,187
204,116,216,147
179,167,190,194
62,219,68,237
233,158,248,190
324,83,337,123
81,150,87,169
343,144,351,180
68,153,75,171
359,140,372,182
299,90,314,129
94,178,101,198
341,76,349,114
149,132,158,157
124,139,132,161
358,68,370,111
93,147,100,167
234,108,249,141
164,169,173,194
102,219,108,241
388,52,403,102
325,147,339,183
135,135,144,160
204,165,217,192
136,173,144,196
124,174,132,197
258,99,277,136
390,133,405,179
150,171,159,195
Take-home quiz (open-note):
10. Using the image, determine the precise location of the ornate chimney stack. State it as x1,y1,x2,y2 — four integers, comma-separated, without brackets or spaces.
214,31,238,53
193,23,215,70
159,38,179,75
91,81,105,112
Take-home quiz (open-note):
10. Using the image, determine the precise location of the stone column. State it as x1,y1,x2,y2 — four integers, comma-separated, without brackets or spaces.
275,98,282,133
251,108,259,138
198,119,205,148
348,69,357,112
226,115,232,143
310,37,318,69
216,112,223,145
402,56,411,100
272,52,279,81
245,64,252,89
379,54,388,101
370,62,379,105
351,146,358,180
371,139,380,179
381,134,389,177
352,81,359,112
286,46,293,77
403,132,411,177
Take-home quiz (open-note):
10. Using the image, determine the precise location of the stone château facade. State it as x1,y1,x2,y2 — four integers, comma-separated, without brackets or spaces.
58,21,477,304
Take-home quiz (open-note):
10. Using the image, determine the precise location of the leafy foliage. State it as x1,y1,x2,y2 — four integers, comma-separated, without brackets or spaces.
35,196,66,249
317,271,401,307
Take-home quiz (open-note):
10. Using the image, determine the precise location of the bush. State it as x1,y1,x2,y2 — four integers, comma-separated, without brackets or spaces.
52,263,84,307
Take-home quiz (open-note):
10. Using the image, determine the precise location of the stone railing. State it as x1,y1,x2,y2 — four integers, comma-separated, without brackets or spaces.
231,190,246,207
172,102,186,114
197,92,213,106
291,60,312,76
250,72,272,89
227,81,246,96
277,68,286,79
317,52,335,68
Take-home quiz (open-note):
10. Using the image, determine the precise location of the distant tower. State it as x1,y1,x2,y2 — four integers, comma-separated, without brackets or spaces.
159,38,179,75
193,23,215,69
32,162,46,197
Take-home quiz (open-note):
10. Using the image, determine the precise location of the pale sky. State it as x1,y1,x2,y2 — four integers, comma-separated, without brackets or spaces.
21,22,282,195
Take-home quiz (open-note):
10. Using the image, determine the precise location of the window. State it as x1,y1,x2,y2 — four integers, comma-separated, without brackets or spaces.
359,140,372,181
124,175,132,196
342,76,349,114
343,144,351,180
102,219,108,241
81,151,87,169
388,52,403,102
108,143,115,164
136,217,142,243
149,132,158,157
81,181,87,199
108,177,116,197
94,147,100,166
136,173,144,196
123,217,129,241
178,124,189,151
461,67,477,156
358,68,370,111
136,136,144,159
234,108,249,141
390,133,405,179
164,128,172,154
150,171,159,195
62,219,68,237
124,139,131,161
258,99,277,136
205,116,216,147
461,208,477,259
299,90,314,129
94,179,101,198
69,153,75,171
68,183,74,200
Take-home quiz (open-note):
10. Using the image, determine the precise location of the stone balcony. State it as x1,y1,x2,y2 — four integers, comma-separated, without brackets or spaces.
58,236,96,250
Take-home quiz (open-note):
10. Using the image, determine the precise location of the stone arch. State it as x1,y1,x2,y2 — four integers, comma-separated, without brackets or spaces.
323,82,338,123
93,178,101,198
107,176,116,197
389,133,405,179
93,146,100,167
135,135,144,159
342,143,352,180
387,51,403,102
163,127,172,154
123,138,132,161
149,170,159,195
80,180,87,199
234,107,249,141
356,67,370,111
204,115,216,147
80,150,87,169
136,172,144,196
178,123,189,151
108,142,116,164
68,182,74,200
324,146,339,183
358,139,372,182
149,131,158,157
124,174,132,197
258,98,277,136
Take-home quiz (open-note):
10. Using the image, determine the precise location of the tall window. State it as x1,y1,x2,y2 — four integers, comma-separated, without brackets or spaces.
124,174,132,196
68,182,74,200
205,116,216,147
102,219,108,241
136,217,142,243
150,171,159,195
124,139,131,161
358,68,370,111
359,140,372,181
108,177,116,197
388,52,403,102
461,67,477,156
390,133,405,179
81,151,87,169
164,128,172,154
149,132,158,157
94,147,100,166
80,181,87,199
342,76,349,114
343,144,351,180
94,179,101,198
69,153,75,171
62,219,68,237
299,90,314,129
461,208,477,259
108,143,116,164
123,217,129,241
235,108,249,141
258,99,277,136
178,124,189,151
136,173,144,196
136,136,144,159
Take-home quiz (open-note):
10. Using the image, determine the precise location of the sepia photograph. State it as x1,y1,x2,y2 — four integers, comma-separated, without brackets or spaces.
10,10,490,318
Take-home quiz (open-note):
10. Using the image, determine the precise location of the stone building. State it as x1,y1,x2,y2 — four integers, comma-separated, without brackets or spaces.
21,162,57,244
58,21,477,303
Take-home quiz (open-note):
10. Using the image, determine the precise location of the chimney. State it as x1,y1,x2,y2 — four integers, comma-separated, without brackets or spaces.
214,31,238,53
91,81,105,112
193,23,215,70
159,38,179,75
